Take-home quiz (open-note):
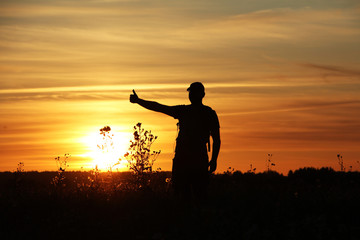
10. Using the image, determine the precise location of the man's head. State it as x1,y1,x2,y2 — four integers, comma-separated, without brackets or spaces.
187,82,205,104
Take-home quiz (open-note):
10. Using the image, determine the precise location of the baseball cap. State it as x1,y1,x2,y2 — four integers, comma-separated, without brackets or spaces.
187,82,205,93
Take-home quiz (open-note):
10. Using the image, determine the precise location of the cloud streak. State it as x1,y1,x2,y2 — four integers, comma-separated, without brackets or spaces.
301,63,360,76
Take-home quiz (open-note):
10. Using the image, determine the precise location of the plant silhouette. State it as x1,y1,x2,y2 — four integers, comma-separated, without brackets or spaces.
123,122,160,188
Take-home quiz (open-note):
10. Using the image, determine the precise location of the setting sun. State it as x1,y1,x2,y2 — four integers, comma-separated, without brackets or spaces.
81,127,130,171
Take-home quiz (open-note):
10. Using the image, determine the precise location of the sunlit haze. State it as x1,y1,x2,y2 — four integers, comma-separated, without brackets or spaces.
1,0,360,173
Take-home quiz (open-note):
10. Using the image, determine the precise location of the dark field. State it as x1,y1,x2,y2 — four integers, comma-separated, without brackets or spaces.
1,168,359,240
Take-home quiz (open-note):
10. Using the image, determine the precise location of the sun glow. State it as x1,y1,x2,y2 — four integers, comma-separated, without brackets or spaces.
81,128,130,171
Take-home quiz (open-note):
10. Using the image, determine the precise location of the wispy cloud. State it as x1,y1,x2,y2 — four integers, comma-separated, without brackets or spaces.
301,63,360,76
219,100,360,117
0,82,291,102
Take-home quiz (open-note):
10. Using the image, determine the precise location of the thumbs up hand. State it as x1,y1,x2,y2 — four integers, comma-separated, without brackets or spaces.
130,89,139,103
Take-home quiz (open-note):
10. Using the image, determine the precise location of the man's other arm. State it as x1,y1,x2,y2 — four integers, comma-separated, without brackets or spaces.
209,127,221,173
130,90,174,116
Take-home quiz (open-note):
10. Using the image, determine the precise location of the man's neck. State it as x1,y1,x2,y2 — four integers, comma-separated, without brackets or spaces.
191,102,203,106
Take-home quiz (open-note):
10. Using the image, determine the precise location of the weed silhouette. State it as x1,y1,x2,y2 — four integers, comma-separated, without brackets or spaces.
123,123,161,189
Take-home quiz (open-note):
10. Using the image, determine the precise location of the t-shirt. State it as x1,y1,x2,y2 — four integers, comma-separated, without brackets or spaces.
167,104,220,159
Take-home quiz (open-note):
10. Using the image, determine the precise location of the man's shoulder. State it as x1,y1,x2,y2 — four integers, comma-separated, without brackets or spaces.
202,105,218,115
203,105,215,111
183,104,217,114
172,104,218,118
169,105,187,119
203,105,220,128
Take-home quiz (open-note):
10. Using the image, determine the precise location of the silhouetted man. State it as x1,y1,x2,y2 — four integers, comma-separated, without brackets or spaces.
130,82,221,203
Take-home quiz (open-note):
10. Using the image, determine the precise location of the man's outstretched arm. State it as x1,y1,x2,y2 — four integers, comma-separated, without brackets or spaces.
130,90,173,116
209,127,221,173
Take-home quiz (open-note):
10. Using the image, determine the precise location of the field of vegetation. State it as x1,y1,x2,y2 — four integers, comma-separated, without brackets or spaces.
1,168,359,240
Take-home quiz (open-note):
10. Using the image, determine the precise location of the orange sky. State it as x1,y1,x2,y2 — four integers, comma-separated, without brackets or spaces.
1,0,360,173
